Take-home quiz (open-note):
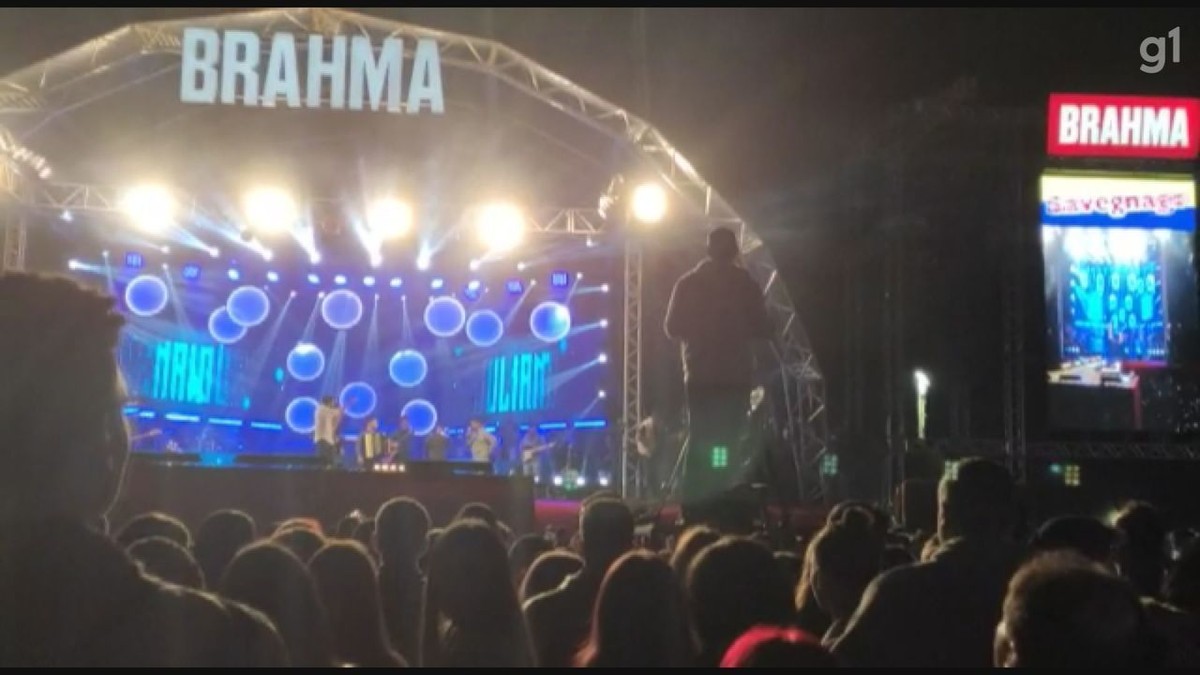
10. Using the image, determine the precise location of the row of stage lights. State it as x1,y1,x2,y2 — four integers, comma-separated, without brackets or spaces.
73,252,611,298
112,180,670,264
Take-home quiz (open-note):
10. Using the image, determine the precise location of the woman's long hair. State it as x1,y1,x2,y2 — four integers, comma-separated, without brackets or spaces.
220,541,335,667
308,541,405,667
420,520,534,667
576,551,693,667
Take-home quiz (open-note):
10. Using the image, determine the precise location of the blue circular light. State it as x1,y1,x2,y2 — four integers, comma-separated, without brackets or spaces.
424,296,466,338
339,382,377,419
286,343,326,382
124,275,170,318
285,396,319,434
226,285,271,327
530,301,572,343
401,399,438,436
321,289,364,330
208,307,247,344
465,310,504,347
388,350,428,388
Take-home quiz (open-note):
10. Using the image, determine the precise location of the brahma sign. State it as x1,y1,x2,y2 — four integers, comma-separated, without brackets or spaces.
1047,93,1199,160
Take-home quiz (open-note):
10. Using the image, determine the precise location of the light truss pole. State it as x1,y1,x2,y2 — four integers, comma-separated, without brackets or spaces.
621,236,644,500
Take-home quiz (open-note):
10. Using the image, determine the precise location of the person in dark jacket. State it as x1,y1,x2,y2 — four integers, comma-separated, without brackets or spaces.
0,273,285,667
664,227,772,515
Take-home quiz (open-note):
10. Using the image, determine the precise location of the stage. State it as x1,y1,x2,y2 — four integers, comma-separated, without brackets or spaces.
112,456,536,535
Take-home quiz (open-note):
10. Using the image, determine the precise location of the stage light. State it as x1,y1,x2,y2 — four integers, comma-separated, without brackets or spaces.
576,272,583,280
552,474,564,487
102,250,110,258
309,251,322,264
601,283,610,293
576,475,587,488
517,261,527,271
417,254,431,271
161,263,169,270
469,259,482,271
600,319,609,328
363,276,376,287
369,253,383,268
181,264,202,281
431,278,445,291
261,249,274,262
631,182,668,224
61,210,72,222
289,290,297,298
389,277,403,289
160,245,171,254
586,236,595,248
120,184,176,233
318,291,326,298
598,473,610,488
334,274,347,286
227,268,240,281
366,198,413,239
307,273,320,284
598,353,608,364
475,203,525,253
67,259,80,271
506,279,524,295
208,246,220,259
550,271,570,289
467,280,482,292
243,187,297,234
914,370,931,396
126,252,145,269
266,271,280,283
598,390,607,399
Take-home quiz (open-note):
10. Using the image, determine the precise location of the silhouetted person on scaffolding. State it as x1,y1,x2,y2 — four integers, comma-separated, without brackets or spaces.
664,227,772,526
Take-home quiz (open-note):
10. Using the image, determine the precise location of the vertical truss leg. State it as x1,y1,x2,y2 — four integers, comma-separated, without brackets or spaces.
621,238,643,500
2,208,26,273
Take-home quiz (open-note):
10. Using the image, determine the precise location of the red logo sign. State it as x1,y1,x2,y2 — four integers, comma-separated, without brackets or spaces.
1048,94,1200,159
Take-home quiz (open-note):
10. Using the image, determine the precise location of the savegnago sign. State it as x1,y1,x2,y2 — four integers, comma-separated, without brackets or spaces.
179,28,445,114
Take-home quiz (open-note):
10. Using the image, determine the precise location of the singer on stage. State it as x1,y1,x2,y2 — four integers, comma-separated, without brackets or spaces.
314,396,343,467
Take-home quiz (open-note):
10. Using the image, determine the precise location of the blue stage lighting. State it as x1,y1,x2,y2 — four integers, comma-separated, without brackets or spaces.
363,276,376,287
227,268,240,281
401,399,438,436
550,271,570,288
431,277,445,291
287,343,326,381
464,280,482,301
226,286,271,327
181,264,201,281
208,307,247,344
124,275,169,317
334,274,347,286
506,279,524,295
67,259,81,271
321,289,364,330
388,350,428,387
465,310,504,347
125,252,144,269
530,302,572,343
390,277,403,289
307,273,320,284
266,271,280,283
424,296,466,338
339,382,378,419
285,397,319,434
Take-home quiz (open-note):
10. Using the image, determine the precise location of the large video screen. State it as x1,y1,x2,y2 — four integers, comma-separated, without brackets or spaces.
1041,173,1200,433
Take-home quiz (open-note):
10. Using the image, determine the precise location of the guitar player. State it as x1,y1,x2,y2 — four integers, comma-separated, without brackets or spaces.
519,426,551,480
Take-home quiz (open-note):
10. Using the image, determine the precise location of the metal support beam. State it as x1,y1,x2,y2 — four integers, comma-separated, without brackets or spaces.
2,208,26,272
621,237,644,499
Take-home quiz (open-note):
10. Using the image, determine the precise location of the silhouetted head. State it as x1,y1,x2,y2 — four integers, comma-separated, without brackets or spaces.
1112,501,1168,597
995,553,1145,668
669,525,721,578
707,227,740,263
938,458,1016,541
221,541,335,667
375,497,430,565
455,502,498,530
520,550,584,604
687,537,794,666
1165,540,1200,615
509,534,554,588
579,498,634,572
720,625,836,667
0,274,126,525
309,540,401,667
273,526,327,563
335,512,364,539
127,536,204,589
810,508,884,622
577,551,693,667
193,509,256,587
1031,516,1118,567
321,395,335,407
115,511,191,548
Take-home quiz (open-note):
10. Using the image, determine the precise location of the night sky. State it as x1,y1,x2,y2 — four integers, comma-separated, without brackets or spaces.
2,8,1199,450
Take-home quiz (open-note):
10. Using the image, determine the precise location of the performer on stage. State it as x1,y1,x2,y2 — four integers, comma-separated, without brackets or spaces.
425,425,449,461
314,396,343,467
357,416,386,467
520,426,548,479
390,416,413,463
466,418,497,465
665,226,772,515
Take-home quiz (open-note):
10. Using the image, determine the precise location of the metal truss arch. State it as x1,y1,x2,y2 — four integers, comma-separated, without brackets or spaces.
0,7,829,500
